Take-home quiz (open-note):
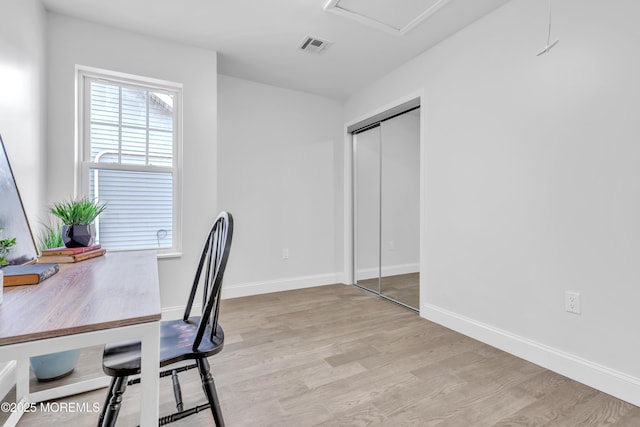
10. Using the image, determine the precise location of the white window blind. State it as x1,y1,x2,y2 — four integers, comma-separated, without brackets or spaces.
78,68,182,255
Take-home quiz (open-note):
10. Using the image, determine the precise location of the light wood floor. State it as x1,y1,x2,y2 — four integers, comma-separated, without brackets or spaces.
3,284,640,426
358,272,420,309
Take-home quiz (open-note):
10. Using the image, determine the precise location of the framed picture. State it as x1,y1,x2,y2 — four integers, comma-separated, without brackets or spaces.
0,134,38,265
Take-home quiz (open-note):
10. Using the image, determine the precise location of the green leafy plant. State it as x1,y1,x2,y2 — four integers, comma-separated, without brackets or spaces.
50,198,107,225
38,219,64,250
0,228,17,266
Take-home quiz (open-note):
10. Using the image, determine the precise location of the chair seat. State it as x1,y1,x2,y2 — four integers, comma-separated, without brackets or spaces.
102,317,225,377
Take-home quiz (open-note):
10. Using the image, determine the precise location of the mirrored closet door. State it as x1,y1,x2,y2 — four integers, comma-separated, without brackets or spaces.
354,124,382,296
353,107,420,310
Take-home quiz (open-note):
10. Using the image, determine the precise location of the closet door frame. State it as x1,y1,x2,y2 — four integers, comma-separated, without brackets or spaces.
348,94,423,312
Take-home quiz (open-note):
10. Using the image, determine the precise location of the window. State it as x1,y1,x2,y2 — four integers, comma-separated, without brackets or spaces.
78,67,182,256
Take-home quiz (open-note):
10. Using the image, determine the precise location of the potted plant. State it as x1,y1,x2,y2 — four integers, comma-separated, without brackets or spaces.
37,218,64,251
28,219,81,381
50,198,106,248
0,228,16,305
0,229,16,266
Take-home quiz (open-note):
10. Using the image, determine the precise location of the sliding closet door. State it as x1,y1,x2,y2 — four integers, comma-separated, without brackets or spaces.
354,125,381,294
352,106,420,311
380,109,420,309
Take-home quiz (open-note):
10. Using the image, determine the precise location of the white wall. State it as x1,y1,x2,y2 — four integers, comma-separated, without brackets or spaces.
46,13,218,309
217,75,344,297
345,0,640,406
0,0,46,222
0,0,46,400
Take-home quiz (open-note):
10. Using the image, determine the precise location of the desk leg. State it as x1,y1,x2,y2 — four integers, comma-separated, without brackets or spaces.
15,359,29,404
139,323,160,427
3,359,31,427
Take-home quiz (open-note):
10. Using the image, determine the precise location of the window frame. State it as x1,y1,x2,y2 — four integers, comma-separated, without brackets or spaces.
76,65,183,258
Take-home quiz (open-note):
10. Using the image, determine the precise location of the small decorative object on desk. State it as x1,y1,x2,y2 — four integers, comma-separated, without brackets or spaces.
0,228,17,298
49,197,106,248
39,245,106,264
40,243,101,256
0,228,17,267
2,263,59,286
37,220,107,263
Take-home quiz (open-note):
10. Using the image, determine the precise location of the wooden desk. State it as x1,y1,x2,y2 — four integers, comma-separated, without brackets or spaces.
0,251,161,426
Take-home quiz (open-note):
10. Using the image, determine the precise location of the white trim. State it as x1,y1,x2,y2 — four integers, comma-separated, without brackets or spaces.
0,361,16,401
162,306,186,321
161,275,343,317
82,162,174,174
75,65,183,257
357,263,419,281
220,273,343,299
418,97,427,313
75,65,183,91
343,90,425,303
382,263,419,277
0,322,160,426
422,302,640,407
343,127,354,285
344,93,424,130
161,304,202,321
30,376,111,403
323,0,452,36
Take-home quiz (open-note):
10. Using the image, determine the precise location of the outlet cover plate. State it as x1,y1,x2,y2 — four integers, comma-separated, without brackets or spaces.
565,291,581,314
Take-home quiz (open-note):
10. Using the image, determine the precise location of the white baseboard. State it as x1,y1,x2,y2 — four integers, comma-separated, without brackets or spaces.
162,305,193,321
422,302,640,407
221,273,342,299
161,273,343,319
0,361,16,401
357,263,420,281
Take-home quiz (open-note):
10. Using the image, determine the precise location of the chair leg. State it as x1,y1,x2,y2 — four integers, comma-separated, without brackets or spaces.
101,376,128,427
197,358,225,427
97,377,116,427
171,369,184,412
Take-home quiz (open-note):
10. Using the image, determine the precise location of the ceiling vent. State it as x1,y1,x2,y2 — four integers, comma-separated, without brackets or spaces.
299,36,331,54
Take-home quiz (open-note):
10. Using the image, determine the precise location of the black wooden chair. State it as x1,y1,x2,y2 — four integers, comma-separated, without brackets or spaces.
98,211,233,426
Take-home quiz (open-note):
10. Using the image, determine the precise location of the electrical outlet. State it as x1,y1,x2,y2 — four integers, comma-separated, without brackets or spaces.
565,291,581,314
282,248,289,260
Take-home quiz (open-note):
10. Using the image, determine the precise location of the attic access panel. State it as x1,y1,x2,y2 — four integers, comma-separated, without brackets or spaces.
324,0,452,35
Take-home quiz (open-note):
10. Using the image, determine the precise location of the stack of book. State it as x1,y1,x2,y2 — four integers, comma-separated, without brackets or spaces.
38,244,106,264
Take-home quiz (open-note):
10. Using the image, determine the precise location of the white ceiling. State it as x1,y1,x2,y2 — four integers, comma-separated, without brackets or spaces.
40,0,510,100
325,0,452,35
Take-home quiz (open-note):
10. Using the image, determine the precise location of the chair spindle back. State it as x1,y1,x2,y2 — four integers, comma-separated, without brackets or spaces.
183,211,233,352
